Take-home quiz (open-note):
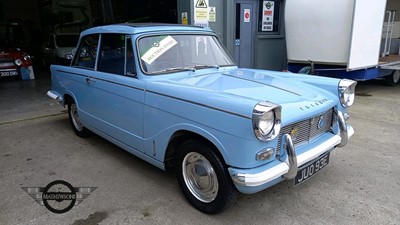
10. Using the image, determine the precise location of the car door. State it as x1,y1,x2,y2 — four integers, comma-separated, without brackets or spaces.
71,33,145,153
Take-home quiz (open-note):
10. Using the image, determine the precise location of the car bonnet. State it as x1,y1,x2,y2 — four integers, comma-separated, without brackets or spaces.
146,68,338,125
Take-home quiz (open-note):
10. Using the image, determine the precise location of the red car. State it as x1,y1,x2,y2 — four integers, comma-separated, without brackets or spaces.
0,46,34,80
0,23,35,80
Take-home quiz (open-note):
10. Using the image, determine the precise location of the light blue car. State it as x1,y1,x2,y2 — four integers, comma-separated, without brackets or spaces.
47,24,356,214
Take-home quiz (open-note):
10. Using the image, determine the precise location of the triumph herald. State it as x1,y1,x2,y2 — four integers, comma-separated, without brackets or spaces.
47,24,356,214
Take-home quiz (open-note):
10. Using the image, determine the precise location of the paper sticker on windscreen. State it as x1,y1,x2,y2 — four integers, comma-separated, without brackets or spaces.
141,36,178,65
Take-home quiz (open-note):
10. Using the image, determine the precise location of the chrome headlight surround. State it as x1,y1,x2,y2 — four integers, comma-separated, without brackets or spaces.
338,79,357,107
14,59,23,66
252,101,281,142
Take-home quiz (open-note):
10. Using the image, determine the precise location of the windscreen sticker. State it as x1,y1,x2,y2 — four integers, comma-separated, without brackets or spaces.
141,36,178,65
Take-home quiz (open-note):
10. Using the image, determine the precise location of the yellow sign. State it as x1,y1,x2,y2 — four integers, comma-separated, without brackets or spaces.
182,12,188,25
196,0,207,8
194,0,209,27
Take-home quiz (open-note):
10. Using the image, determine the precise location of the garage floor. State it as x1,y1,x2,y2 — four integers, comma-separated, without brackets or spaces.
0,74,399,225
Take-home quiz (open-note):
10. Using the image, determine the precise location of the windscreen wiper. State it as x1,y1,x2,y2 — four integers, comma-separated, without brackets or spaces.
193,65,220,69
150,67,196,74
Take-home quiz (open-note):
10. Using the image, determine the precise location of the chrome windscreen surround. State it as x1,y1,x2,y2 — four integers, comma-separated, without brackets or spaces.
252,101,282,142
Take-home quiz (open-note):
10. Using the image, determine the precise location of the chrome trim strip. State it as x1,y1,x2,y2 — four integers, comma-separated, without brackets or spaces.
231,134,341,187
148,90,251,119
56,70,144,91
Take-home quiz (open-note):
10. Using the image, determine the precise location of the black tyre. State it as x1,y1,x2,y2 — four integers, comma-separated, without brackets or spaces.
67,101,91,137
176,139,237,214
385,70,400,86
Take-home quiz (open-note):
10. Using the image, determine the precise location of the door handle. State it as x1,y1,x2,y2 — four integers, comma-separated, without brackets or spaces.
85,77,95,84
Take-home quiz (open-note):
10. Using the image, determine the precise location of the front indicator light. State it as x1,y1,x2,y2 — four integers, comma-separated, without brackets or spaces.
256,148,274,161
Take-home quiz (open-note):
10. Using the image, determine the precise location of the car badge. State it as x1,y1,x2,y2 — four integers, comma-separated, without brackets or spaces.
290,126,299,141
317,115,324,129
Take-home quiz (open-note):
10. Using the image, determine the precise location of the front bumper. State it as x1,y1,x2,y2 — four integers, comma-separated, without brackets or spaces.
229,110,354,193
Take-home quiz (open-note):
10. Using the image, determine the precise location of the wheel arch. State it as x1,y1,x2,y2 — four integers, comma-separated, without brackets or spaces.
164,130,228,172
63,92,79,107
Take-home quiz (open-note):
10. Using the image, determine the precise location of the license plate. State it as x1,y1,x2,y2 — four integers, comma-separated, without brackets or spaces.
0,71,18,77
294,152,330,185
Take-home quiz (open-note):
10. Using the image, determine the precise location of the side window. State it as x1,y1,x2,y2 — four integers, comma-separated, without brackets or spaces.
72,34,99,69
97,34,126,75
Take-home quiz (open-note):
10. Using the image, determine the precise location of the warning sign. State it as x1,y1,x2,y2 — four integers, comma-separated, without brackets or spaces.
244,9,250,23
195,0,207,8
194,0,209,27
262,1,274,31
209,7,216,22
182,12,188,25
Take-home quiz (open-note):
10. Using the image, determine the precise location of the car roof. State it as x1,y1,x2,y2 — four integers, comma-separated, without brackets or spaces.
81,23,213,36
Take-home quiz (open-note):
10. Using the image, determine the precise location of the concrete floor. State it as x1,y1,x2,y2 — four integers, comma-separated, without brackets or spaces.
0,74,399,225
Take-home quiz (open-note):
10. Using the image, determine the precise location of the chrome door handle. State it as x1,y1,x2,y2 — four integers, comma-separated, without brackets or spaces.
85,77,95,84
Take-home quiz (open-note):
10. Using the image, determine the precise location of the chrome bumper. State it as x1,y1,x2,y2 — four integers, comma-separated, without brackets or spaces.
231,110,354,187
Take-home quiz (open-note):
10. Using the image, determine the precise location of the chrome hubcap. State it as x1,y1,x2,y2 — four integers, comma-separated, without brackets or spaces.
182,152,218,203
70,104,83,131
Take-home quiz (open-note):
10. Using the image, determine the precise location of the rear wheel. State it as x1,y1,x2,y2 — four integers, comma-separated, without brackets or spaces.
67,101,91,137
176,139,237,214
385,70,400,86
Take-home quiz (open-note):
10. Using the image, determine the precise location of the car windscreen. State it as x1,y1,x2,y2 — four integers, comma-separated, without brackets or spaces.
56,35,80,47
138,34,236,75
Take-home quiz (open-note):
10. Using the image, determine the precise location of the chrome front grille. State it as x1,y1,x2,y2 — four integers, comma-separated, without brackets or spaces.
276,108,334,156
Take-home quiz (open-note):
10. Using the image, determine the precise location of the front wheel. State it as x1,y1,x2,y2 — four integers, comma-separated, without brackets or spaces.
176,139,237,214
385,70,400,86
67,101,91,137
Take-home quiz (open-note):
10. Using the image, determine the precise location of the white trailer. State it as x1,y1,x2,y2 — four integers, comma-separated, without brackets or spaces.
285,0,400,86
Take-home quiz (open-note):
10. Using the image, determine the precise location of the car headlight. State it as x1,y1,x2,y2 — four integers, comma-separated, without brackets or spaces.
338,79,357,107
15,59,23,66
252,102,281,141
